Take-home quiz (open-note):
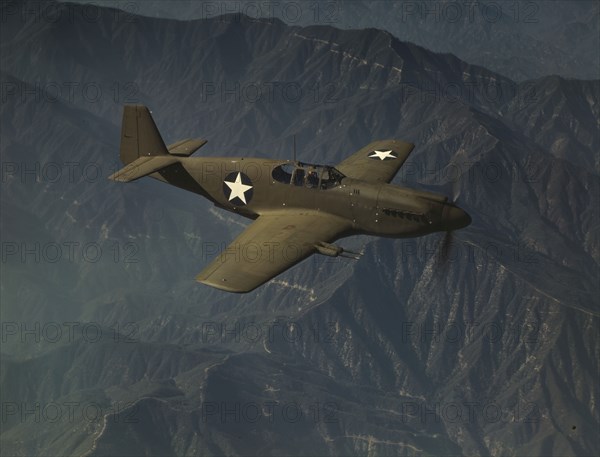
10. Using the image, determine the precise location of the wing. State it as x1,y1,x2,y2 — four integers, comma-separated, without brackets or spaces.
335,140,415,183
196,211,352,293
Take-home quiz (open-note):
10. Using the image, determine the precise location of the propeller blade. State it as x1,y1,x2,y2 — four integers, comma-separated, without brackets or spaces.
438,230,455,266
452,179,461,203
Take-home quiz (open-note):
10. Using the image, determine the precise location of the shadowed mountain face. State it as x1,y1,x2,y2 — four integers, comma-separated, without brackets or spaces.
1,1,599,455
65,0,600,81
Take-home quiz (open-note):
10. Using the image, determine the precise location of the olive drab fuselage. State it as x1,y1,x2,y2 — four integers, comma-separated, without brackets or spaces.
152,157,467,238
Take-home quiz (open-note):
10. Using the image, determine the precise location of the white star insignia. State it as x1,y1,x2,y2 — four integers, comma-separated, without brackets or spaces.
368,150,397,160
224,172,253,204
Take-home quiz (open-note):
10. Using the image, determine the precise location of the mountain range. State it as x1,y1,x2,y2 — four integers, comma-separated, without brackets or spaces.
65,0,600,81
1,0,598,455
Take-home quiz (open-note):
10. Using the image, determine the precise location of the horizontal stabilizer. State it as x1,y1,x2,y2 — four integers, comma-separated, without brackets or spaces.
108,156,178,183
168,138,207,157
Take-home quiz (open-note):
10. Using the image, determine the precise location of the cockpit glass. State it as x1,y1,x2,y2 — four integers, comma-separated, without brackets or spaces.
271,163,295,184
306,169,319,188
271,162,345,189
293,168,305,186
320,167,345,189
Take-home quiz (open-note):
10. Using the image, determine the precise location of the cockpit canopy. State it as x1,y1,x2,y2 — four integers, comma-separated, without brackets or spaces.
272,162,345,189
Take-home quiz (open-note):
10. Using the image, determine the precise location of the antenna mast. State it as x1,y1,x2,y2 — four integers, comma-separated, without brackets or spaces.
293,135,296,162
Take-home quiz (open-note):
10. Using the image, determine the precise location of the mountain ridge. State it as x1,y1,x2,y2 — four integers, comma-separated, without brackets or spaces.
1,1,598,455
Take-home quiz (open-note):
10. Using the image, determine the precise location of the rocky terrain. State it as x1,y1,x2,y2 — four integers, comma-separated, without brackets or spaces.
66,0,600,81
1,1,598,455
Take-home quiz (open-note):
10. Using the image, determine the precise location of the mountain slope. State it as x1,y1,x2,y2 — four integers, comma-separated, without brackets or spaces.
1,1,598,455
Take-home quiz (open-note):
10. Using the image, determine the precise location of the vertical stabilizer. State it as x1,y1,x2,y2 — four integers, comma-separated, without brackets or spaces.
120,105,168,165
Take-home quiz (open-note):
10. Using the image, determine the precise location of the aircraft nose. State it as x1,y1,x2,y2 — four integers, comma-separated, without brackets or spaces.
443,204,471,231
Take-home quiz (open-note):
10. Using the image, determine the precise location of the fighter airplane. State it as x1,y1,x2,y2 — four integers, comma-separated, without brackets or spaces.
109,105,471,292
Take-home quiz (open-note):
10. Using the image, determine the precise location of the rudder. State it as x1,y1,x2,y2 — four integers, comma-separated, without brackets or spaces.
120,105,168,165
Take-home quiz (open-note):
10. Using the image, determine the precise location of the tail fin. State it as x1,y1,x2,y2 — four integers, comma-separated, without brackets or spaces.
120,105,168,165
110,105,208,183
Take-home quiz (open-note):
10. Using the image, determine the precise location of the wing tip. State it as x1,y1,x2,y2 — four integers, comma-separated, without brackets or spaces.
196,275,255,294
